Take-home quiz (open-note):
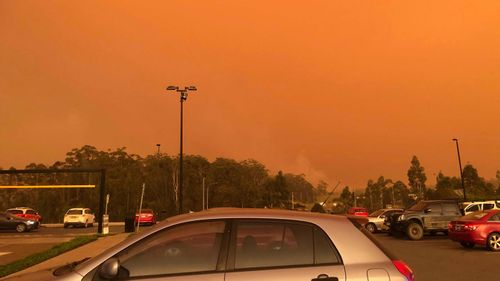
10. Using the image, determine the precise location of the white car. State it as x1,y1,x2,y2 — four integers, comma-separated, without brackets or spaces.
460,201,500,215
63,208,95,228
365,208,404,233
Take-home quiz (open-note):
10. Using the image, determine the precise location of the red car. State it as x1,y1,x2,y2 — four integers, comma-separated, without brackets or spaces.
347,207,369,217
135,208,156,226
448,209,500,251
6,207,42,223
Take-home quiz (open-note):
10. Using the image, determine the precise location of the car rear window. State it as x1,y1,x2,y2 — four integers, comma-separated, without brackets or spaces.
461,211,488,220
67,210,83,215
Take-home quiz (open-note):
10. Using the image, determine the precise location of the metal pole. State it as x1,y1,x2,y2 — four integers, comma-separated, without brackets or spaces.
98,169,106,234
179,95,184,214
137,183,145,233
453,139,466,201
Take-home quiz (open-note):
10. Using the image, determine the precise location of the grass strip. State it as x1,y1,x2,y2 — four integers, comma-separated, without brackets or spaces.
0,234,99,278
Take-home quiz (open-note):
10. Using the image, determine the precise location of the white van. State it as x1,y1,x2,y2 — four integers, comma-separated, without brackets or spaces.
459,200,500,215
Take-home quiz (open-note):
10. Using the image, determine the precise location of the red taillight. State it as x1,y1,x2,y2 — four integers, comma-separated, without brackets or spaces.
464,224,477,231
393,260,414,281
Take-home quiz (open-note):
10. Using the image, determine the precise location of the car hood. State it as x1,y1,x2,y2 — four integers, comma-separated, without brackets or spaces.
0,267,82,281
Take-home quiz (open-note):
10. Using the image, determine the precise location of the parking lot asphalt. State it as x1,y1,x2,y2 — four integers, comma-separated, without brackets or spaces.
372,233,500,281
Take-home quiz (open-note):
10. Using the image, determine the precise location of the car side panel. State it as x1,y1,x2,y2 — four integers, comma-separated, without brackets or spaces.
225,265,345,281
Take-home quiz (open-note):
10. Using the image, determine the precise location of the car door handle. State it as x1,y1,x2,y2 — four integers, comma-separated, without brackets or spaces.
312,274,339,281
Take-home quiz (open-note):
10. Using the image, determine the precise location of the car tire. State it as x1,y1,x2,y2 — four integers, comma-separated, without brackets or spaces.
366,223,377,233
487,232,500,251
16,223,27,233
460,242,474,248
406,222,424,240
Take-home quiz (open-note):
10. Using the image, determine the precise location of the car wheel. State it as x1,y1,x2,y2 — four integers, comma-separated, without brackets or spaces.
460,241,474,248
366,223,377,233
487,233,500,251
406,222,424,240
16,223,27,233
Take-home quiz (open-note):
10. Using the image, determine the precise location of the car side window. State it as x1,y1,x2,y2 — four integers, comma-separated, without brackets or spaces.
108,220,226,278
429,204,442,213
313,226,341,264
483,204,495,210
467,205,479,212
489,214,500,222
26,210,36,215
442,203,457,214
233,221,339,270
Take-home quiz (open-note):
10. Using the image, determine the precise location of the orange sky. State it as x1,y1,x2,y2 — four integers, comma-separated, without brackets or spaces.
1,1,499,190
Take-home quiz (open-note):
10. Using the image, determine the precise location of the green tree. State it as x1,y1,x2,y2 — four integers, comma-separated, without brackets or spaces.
407,156,427,200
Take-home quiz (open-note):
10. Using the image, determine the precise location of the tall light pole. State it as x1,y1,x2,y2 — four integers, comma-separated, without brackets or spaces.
452,138,466,201
156,144,161,156
166,85,197,214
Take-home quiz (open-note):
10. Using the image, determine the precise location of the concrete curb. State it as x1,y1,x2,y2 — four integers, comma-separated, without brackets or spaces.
41,222,125,228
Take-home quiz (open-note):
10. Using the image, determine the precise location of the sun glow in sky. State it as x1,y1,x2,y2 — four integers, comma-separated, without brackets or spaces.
1,1,499,189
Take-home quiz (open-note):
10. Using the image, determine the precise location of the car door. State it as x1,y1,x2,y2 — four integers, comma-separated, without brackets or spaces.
422,203,442,229
225,220,345,281
89,220,227,281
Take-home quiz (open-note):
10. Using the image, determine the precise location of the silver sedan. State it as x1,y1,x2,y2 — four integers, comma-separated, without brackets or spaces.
5,208,414,281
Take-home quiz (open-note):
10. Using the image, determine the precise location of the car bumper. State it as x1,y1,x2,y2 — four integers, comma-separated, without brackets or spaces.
448,231,486,246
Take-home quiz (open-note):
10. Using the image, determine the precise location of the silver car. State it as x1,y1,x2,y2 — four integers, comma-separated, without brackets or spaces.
366,209,404,233
5,208,414,281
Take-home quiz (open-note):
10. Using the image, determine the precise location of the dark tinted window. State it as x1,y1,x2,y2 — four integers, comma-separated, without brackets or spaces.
313,227,341,264
67,210,83,215
26,210,37,215
443,203,457,214
488,213,500,222
234,221,314,269
116,220,225,277
429,204,442,213
462,212,488,220
467,204,479,212
7,210,22,215
484,204,495,210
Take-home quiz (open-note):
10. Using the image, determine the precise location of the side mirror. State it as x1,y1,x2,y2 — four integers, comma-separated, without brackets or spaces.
424,208,432,213
380,215,386,219
99,258,120,279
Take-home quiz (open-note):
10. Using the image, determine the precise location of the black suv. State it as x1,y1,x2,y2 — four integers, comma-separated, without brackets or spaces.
389,200,462,240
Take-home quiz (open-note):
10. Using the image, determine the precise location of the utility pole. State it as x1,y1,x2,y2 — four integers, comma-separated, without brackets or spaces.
452,138,466,201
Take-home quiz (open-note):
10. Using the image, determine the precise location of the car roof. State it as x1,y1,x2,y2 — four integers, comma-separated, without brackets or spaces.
7,207,34,210
165,208,350,225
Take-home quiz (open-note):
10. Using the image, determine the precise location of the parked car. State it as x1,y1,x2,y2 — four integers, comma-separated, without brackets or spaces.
63,208,95,228
134,208,156,226
448,209,500,251
366,208,404,233
459,200,500,215
347,207,369,217
390,200,462,240
6,207,42,225
5,208,414,281
0,212,38,233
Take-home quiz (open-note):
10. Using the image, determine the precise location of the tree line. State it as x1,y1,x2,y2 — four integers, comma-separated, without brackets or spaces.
0,145,316,222
334,156,500,213
1,147,499,222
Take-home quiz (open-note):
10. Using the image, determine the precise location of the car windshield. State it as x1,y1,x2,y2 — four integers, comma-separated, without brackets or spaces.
369,210,385,217
460,211,489,220
407,201,427,211
67,210,83,215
